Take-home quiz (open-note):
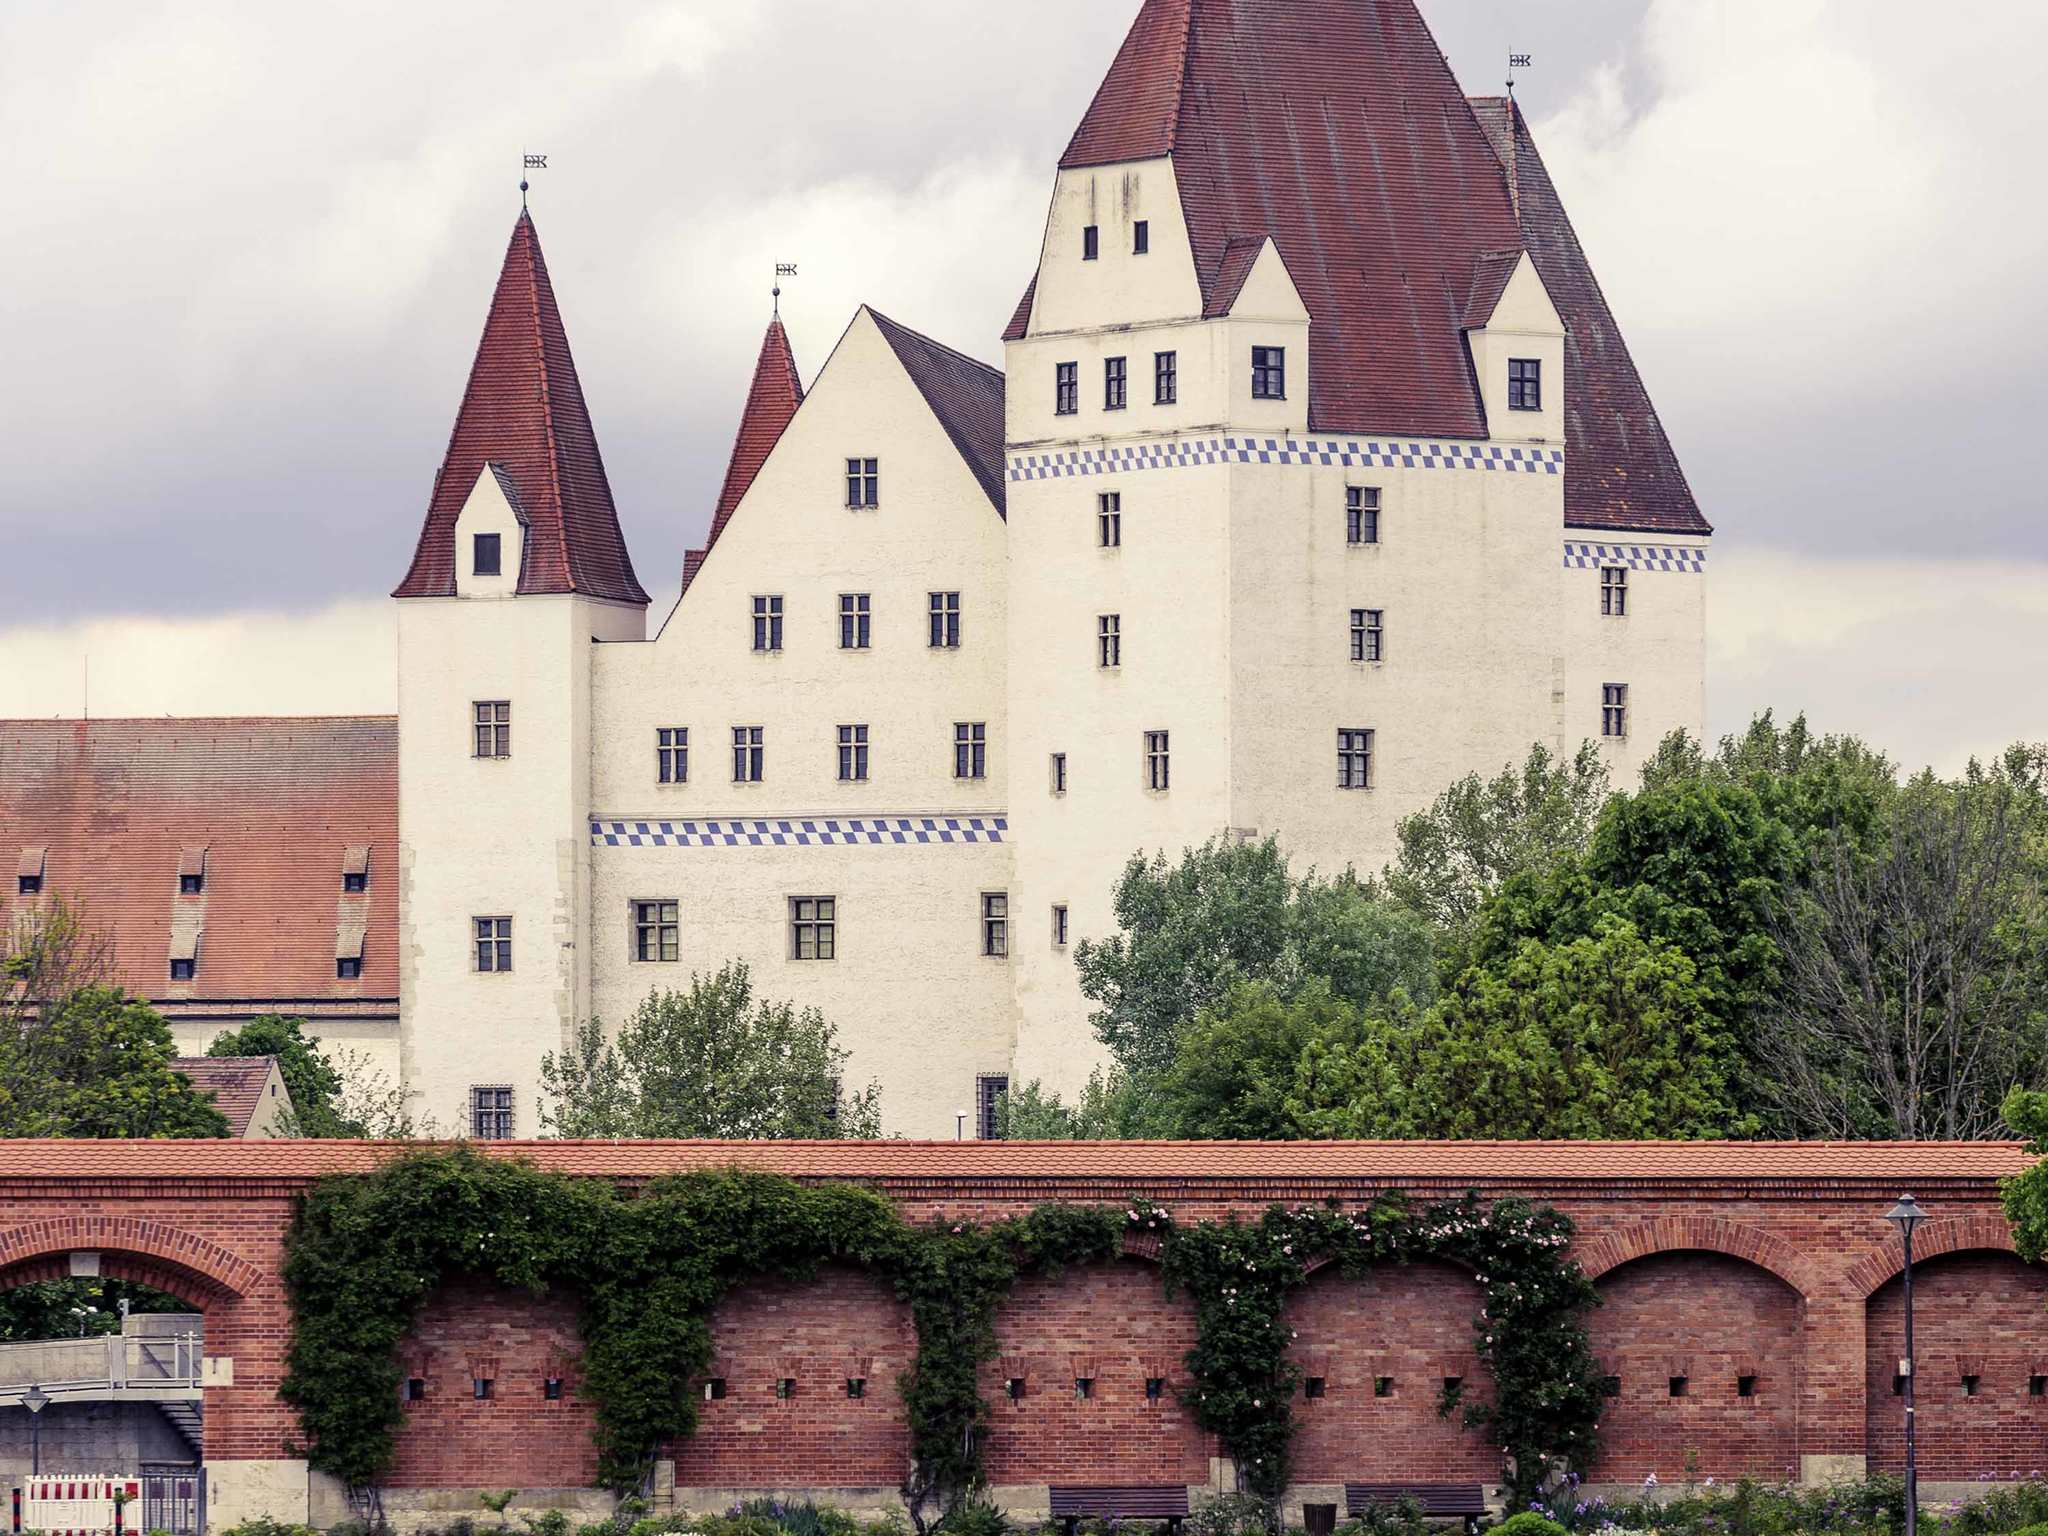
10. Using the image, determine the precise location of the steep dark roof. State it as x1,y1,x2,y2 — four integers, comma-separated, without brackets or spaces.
1059,0,1525,440
868,309,1007,516
394,211,649,603
682,316,805,594
1463,250,1526,330
1470,97,1709,535
1000,276,1038,344
169,1058,288,1138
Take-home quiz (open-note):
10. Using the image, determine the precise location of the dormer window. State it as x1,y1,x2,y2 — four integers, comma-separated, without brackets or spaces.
1134,220,1150,255
337,957,363,980
1252,346,1286,400
178,848,207,895
16,849,44,897
1082,225,1099,261
181,874,203,895
17,874,39,895
170,958,196,982
473,532,502,577
343,846,371,892
1509,358,1542,411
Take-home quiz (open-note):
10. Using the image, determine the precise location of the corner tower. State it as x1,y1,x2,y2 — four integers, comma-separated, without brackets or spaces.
394,209,648,1137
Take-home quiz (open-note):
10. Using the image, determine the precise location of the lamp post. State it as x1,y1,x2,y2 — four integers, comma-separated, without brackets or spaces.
1884,1195,1928,1536
22,1382,49,1476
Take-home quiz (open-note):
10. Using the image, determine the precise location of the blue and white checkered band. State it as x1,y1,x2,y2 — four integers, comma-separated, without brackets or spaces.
1564,541,1707,574
592,817,1008,848
1007,435,1565,482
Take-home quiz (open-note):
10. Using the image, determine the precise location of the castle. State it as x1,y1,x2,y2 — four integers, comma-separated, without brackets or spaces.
1,0,1710,1138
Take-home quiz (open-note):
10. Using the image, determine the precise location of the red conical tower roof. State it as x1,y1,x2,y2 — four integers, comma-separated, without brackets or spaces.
681,314,803,592
394,210,648,604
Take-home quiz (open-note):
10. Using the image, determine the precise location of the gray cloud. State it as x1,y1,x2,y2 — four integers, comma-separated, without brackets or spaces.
1,0,2042,639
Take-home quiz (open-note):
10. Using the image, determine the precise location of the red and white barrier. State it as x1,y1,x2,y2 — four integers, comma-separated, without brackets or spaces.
20,1475,140,1535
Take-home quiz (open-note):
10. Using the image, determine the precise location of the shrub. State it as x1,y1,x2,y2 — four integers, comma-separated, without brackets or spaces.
1337,1499,1429,1536
935,1502,1011,1536
1187,1494,1278,1536
219,1520,319,1536
1492,1517,1570,1536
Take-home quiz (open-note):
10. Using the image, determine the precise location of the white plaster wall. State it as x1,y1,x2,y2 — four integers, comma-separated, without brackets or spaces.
585,308,1013,1138
398,579,644,1138
1028,160,1203,336
1560,541,1710,787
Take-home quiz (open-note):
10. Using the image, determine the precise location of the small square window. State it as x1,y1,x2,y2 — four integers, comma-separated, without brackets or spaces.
846,458,879,509
1304,1377,1327,1400
343,871,367,893
170,958,195,982
473,700,511,759
1509,357,1542,411
1104,356,1127,410
929,591,962,649
634,900,680,963
2030,1375,2046,1398
1737,1374,1758,1399
1962,1374,1982,1398
837,724,870,783
17,874,42,895
470,1084,513,1139
472,1377,494,1402
1155,350,1178,405
543,1377,564,1401
791,896,837,961
404,1378,426,1403
473,532,501,577
474,916,512,973
1082,225,1099,261
1075,1377,1094,1401
1052,904,1069,948
1443,1375,1464,1398
1252,345,1287,400
658,726,689,785
954,721,987,780
1350,609,1384,664
733,726,765,783
1600,1375,1622,1398
1050,752,1068,796
1669,1376,1689,1398
1347,486,1381,546
1338,729,1374,791
1134,220,1150,255
1145,730,1170,792
1006,1377,1027,1402
180,873,204,895
776,1377,797,1401
846,1378,867,1400
704,1378,727,1402
1055,362,1079,417
337,956,363,981
1144,1377,1166,1402
1373,1376,1393,1399
982,891,1008,958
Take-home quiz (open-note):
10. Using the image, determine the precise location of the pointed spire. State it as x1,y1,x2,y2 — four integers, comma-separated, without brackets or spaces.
394,210,648,604
682,314,804,592
1061,0,1194,170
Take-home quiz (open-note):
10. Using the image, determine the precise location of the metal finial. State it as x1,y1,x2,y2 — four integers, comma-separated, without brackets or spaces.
521,152,547,211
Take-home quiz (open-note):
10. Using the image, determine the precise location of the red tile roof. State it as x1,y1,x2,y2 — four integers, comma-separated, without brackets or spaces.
0,718,398,1011
683,316,805,595
1463,250,1526,331
168,1057,284,1138
1032,0,1708,538
0,1139,2027,1191
868,309,1007,515
1469,97,1709,535
394,210,649,604
1000,276,1038,345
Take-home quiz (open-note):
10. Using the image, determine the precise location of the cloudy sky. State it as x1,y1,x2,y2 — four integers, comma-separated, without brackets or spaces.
2,0,2043,773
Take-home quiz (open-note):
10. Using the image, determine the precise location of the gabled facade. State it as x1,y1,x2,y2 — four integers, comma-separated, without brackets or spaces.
0,0,1709,1138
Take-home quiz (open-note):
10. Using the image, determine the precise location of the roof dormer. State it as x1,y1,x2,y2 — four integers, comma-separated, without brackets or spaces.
1464,249,1565,446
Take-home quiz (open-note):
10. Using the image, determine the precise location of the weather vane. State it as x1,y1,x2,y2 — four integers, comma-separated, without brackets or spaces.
1508,53,1533,97
774,261,798,317
520,152,548,209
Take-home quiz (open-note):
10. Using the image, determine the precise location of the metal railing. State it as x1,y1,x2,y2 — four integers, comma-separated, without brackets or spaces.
0,1332,201,1404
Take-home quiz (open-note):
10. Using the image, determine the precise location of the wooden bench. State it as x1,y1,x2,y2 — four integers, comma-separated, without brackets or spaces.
1050,1484,1192,1532
1345,1483,1490,1526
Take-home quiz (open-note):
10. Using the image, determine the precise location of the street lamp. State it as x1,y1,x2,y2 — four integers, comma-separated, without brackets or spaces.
1884,1195,1929,1536
22,1382,49,1476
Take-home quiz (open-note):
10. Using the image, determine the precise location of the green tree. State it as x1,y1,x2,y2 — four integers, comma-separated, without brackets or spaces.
1384,740,1610,943
0,986,228,1138
538,961,881,1138
0,1278,188,1342
994,1068,1148,1140
207,1015,356,1136
1151,981,1369,1140
1293,919,1741,1140
1074,837,1434,1084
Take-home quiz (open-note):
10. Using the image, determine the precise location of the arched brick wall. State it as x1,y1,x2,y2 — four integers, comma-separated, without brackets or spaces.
1866,1250,2048,1481
0,1215,260,1304
1574,1216,1818,1298
1845,1217,2021,1298
1284,1257,1495,1484
983,1258,1206,1487
1588,1251,1805,1484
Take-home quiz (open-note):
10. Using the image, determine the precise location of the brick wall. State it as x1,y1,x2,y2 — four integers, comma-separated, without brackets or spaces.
1286,1259,1495,1484
0,1142,2043,1500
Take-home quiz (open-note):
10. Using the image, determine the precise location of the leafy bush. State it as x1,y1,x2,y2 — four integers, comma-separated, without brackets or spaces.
735,1500,868,1536
1492,1517,1569,1536
1337,1497,1429,1536
218,1520,319,1536
934,1502,1011,1536
1186,1493,1279,1536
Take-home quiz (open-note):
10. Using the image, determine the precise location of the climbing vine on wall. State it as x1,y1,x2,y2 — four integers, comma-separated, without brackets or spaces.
279,1150,1601,1522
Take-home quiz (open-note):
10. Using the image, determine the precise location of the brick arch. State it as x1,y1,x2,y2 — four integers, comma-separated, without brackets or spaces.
1575,1217,1817,1298
0,1215,261,1305
1844,1216,2021,1298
